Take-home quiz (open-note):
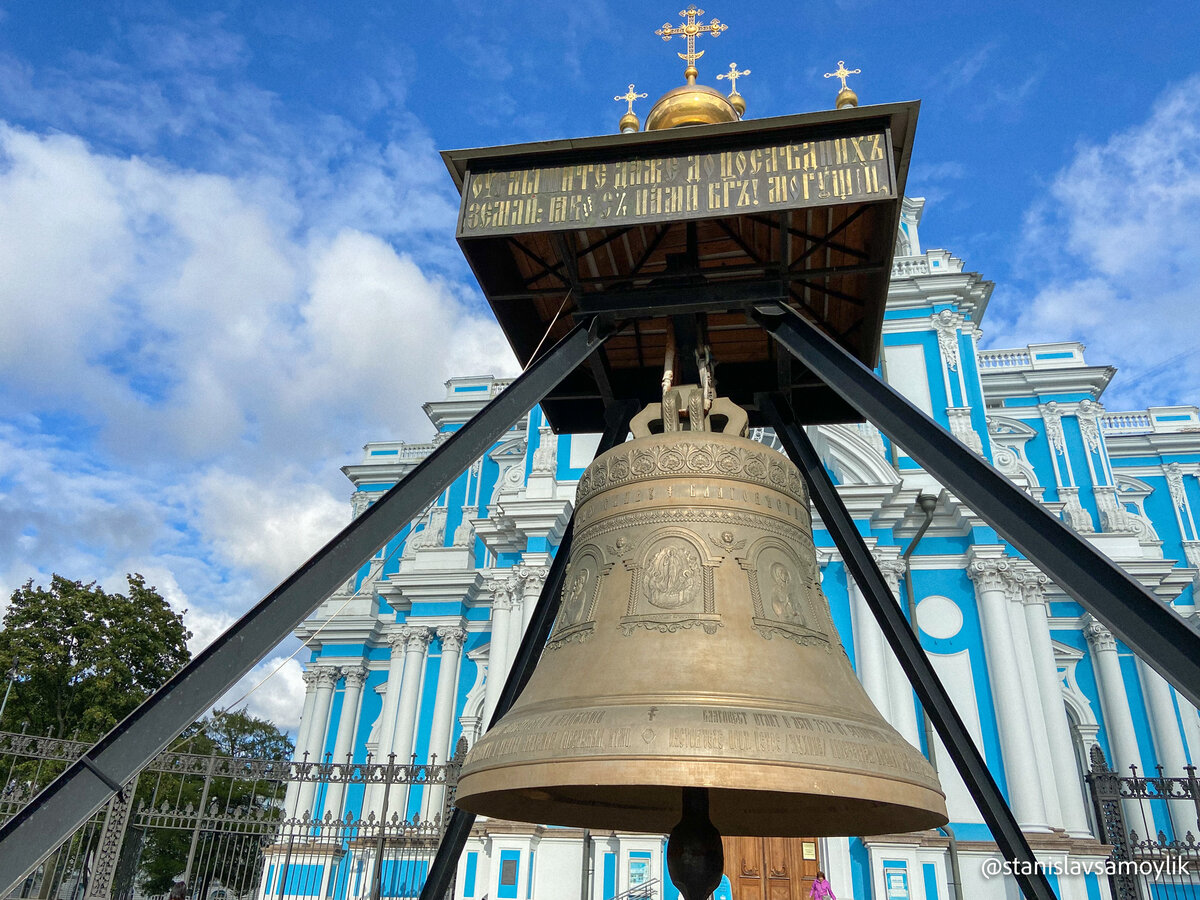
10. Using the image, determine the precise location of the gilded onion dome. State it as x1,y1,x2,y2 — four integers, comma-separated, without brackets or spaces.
645,77,740,130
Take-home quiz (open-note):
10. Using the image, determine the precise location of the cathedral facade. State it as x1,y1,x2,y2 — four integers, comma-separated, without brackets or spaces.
268,198,1200,900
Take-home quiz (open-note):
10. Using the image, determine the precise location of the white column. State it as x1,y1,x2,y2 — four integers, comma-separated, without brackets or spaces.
390,627,433,766
362,630,416,818
516,564,548,635
424,626,467,822
1085,617,1152,834
284,669,321,819
967,554,1050,831
874,555,921,749
1006,571,1062,828
295,665,340,820
483,579,516,725
376,631,412,757
322,665,368,823
1020,576,1092,837
1137,658,1199,834
385,626,431,824
507,591,525,666
847,577,892,722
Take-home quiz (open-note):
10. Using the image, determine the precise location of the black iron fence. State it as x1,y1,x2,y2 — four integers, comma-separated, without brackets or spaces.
1087,746,1200,900
0,729,462,900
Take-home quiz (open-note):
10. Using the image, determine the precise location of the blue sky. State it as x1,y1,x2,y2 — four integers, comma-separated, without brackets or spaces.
1,1,1198,727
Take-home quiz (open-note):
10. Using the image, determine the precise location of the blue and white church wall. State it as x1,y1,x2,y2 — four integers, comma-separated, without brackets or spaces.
270,201,1200,900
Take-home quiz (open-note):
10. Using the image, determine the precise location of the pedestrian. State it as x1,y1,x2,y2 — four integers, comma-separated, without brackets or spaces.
809,870,835,900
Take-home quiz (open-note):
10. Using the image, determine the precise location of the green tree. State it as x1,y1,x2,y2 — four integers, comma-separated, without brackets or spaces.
136,710,295,897
0,573,192,738
0,574,192,898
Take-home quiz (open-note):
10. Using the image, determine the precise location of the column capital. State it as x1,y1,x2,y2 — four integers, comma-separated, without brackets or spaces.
312,665,341,688
391,624,432,651
492,593,515,613
1083,616,1117,653
966,552,1017,595
1014,568,1050,606
404,626,433,651
437,626,467,653
301,669,322,688
870,552,907,591
513,564,549,594
486,573,520,608
341,665,369,689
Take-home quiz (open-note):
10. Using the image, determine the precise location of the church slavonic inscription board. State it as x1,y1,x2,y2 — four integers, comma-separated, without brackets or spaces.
458,130,894,237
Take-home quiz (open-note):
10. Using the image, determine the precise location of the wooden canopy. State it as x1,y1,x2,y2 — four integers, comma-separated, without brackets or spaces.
442,101,919,431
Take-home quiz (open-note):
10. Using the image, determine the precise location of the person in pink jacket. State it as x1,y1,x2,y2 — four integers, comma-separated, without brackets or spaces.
808,871,836,900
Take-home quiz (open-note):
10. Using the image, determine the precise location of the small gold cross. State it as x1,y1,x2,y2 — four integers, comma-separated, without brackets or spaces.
656,5,728,78
824,60,861,92
615,84,648,115
716,62,750,93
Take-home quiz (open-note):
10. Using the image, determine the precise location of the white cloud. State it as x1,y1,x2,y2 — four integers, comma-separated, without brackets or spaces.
193,467,347,587
0,119,518,703
217,654,307,736
0,12,527,735
987,75,1200,409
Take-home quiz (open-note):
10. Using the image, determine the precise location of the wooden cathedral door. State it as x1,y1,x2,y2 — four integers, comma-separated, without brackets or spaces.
723,836,821,900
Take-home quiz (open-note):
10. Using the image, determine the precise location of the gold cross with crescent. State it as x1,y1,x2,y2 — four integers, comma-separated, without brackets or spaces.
656,5,728,78
824,60,861,92
615,83,648,115
716,62,750,93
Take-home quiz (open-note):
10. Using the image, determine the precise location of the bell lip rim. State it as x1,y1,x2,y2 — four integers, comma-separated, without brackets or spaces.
457,757,945,798
455,775,949,837
455,758,947,833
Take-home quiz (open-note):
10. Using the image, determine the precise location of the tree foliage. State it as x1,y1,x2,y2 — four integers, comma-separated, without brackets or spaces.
0,573,192,739
137,710,295,896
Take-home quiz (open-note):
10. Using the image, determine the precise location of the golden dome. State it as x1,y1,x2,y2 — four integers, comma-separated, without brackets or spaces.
728,90,746,117
646,78,740,130
619,110,641,133
835,85,859,109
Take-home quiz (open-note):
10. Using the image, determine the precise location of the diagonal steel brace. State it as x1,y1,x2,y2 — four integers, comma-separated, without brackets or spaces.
761,392,1056,900
755,303,1200,709
0,318,616,892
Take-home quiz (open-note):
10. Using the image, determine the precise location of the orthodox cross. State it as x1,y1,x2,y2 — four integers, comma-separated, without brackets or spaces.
656,5,728,79
824,60,861,92
716,62,750,93
615,83,648,115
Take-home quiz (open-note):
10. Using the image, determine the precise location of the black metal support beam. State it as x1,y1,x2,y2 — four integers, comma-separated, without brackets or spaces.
0,318,615,893
759,393,1056,900
418,400,638,900
754,302,1200,708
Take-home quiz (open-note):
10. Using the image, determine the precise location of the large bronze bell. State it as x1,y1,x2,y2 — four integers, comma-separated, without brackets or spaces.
456,392,947,841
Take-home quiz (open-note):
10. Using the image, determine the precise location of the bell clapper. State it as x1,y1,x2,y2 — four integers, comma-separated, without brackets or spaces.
666,787,725,900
